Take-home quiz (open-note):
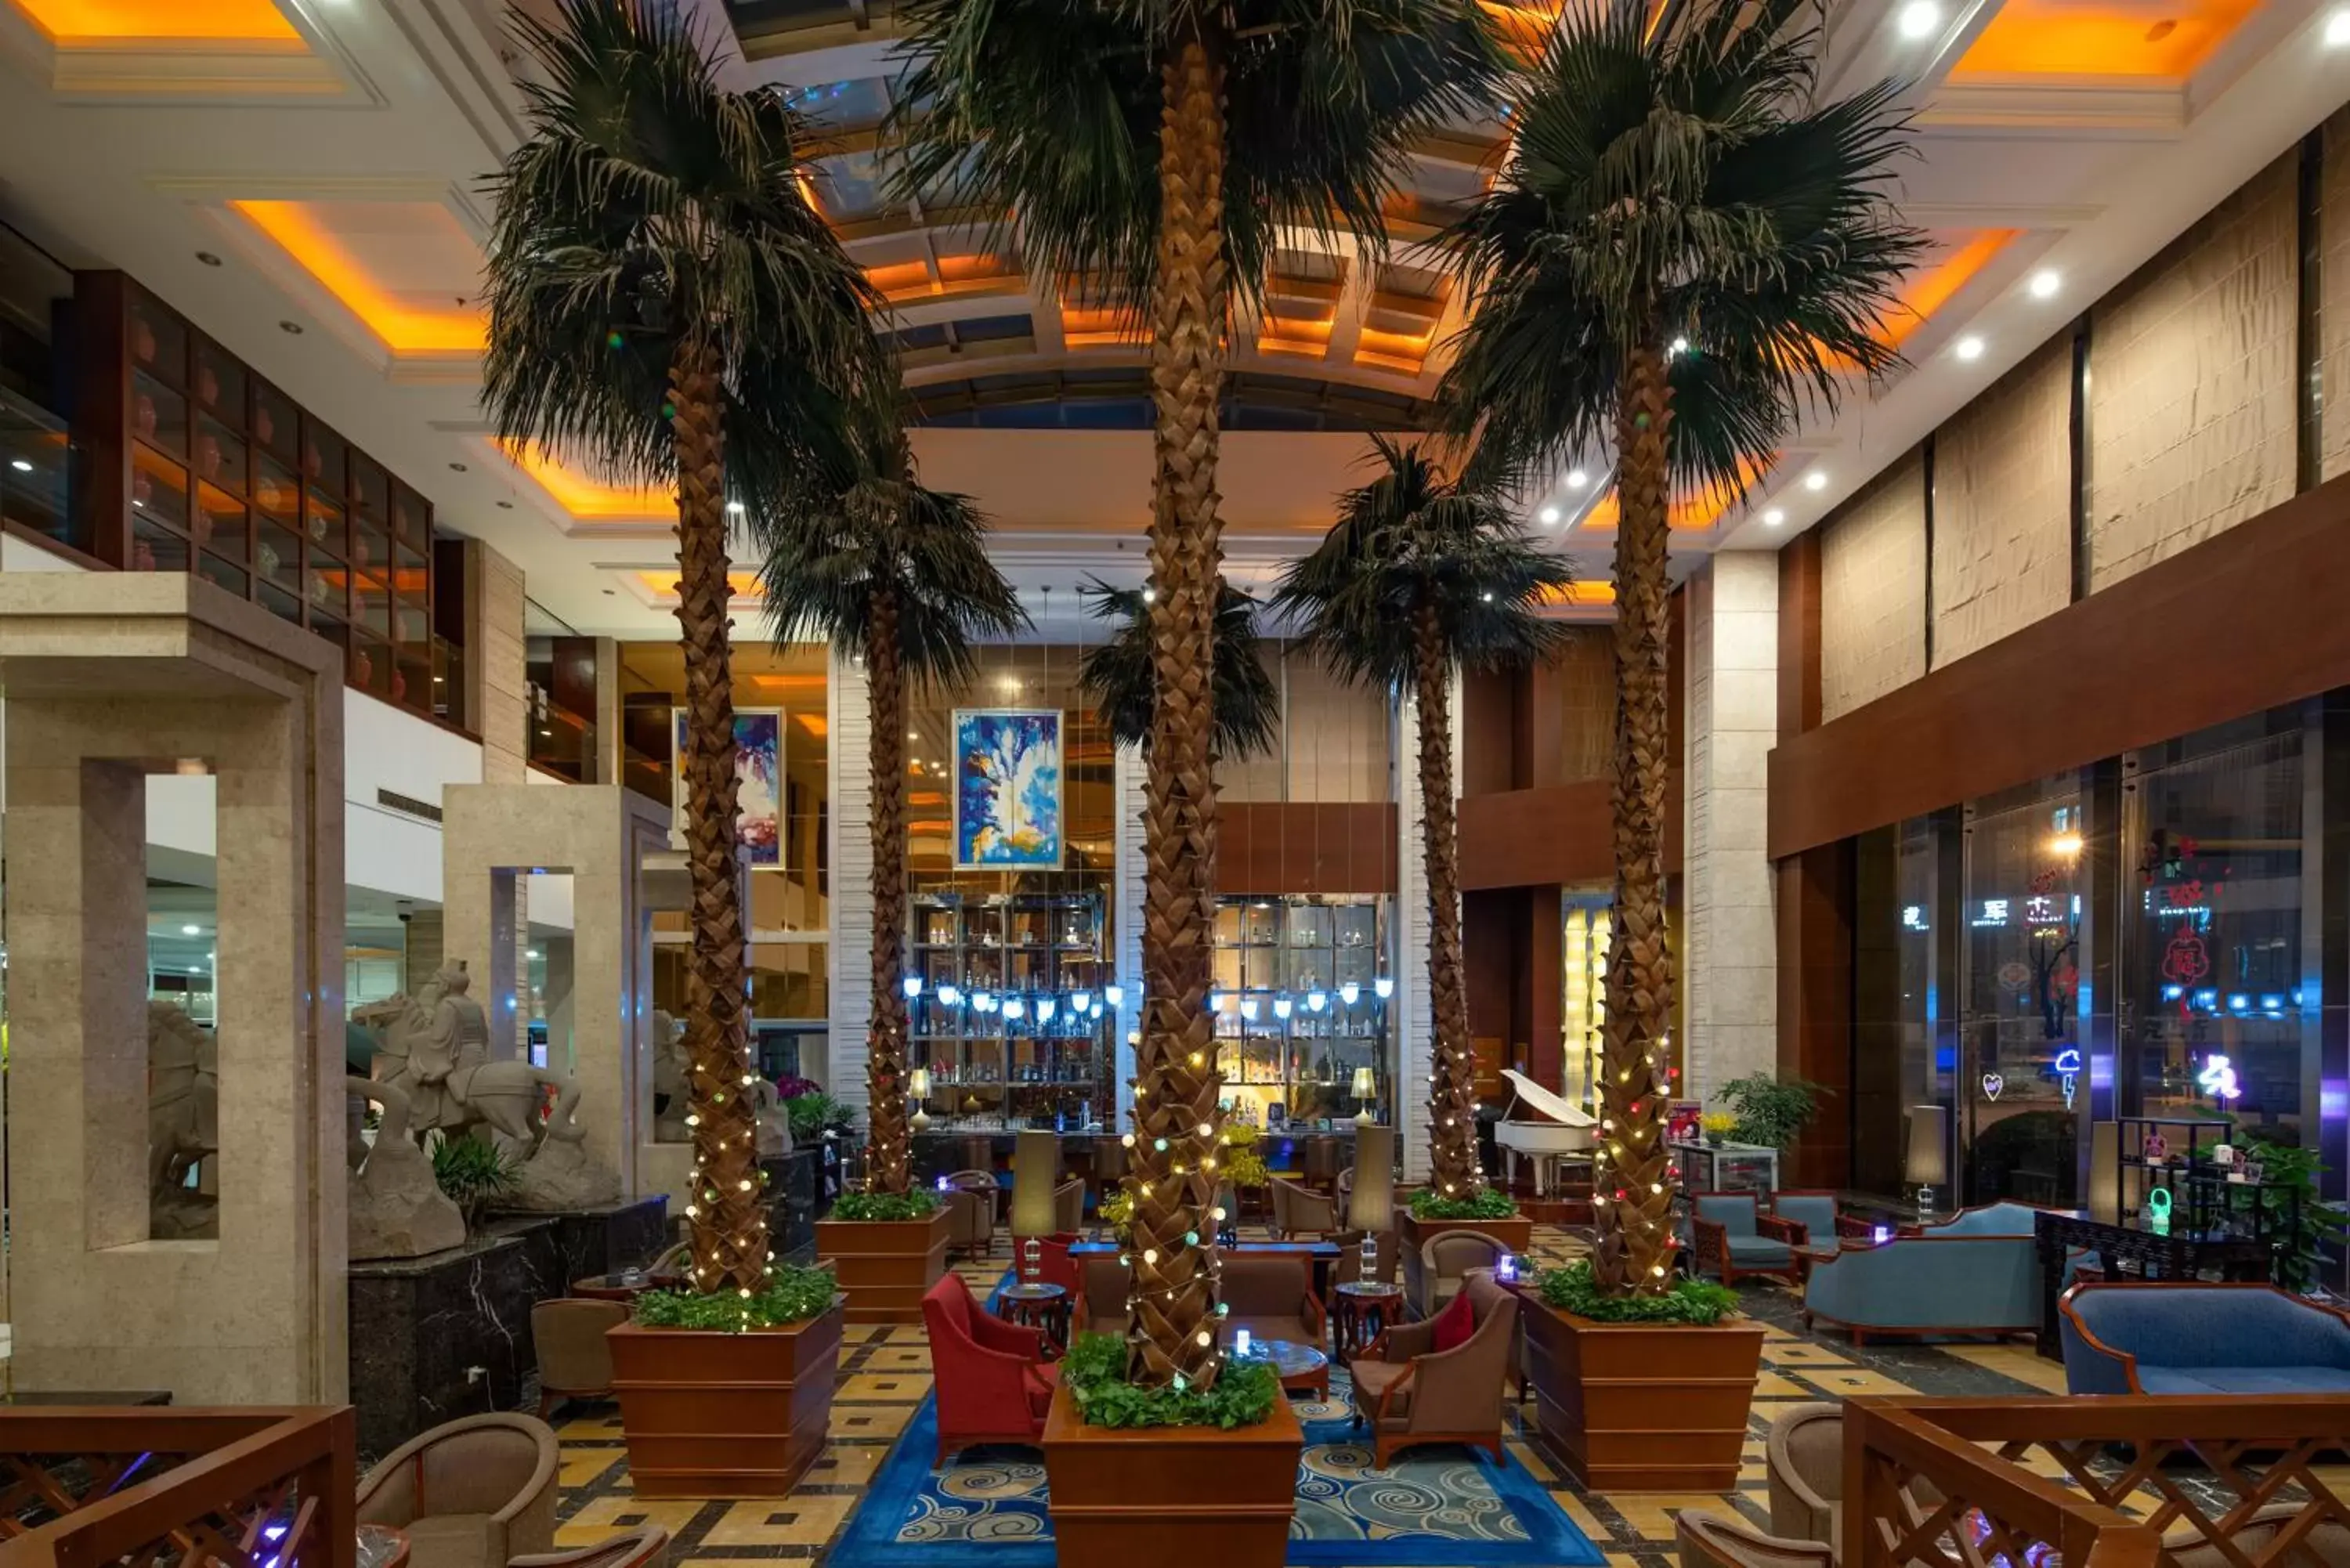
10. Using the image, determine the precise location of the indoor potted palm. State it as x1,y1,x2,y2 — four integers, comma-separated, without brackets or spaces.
762,410,1024,1321
1274,438,1567,1257
1436,0,1917,1482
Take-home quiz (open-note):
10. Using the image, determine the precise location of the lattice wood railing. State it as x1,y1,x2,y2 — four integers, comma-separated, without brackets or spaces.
1847,1396,2350,1568
0,1407,354,1568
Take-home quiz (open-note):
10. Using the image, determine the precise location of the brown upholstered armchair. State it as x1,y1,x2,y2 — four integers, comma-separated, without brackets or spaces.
1766,1404,1842,1559
510,1527,669,1568
1678,1511,1836,1568
356,1412,559,1568
1405,1230,1506,1319
1220,1253,1329,1349
531,1298,627,1418
1348,1272,1517,1467
1271,1177,1340,1240
943,1186,995,1260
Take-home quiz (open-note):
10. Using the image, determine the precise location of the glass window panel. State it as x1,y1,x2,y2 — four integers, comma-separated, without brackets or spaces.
132,513,190,573
193,484,245,562
129,291,186,386
132,370,186,460
253,381,298,464
131,443,188,533
197,553,247,598
194,416,246,497
192,340,246,424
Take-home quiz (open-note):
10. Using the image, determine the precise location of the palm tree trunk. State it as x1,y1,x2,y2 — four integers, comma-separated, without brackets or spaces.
865,590,913,1195
670,341,770,1295
1594,340,1677,1295
1414,606,1478,1194
1128,31,1230,1390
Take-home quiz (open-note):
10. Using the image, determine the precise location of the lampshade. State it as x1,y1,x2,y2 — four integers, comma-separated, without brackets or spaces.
1011,1129,1058,1238
2088,1119,2120,1222
909,1066,931,1098
1904,1104,1949,1187
1350,1066,1376,1100
1349,1124,1396,1234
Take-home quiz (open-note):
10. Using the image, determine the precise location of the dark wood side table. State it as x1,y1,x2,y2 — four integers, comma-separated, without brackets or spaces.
998,1281,1072,1352
2030,1210,2274,1358
1332,1281,1404,1367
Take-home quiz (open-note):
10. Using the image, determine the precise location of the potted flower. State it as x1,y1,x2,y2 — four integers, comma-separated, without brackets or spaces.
1043,1331,1300,1567
1700,1111,1737,1148
1401,1183,1532,1254
814,1187,950,1324
1516,1259,1763,1491
606,1263,845,1498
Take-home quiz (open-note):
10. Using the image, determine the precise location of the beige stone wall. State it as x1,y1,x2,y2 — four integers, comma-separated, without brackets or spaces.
1820,453,1928,721
2324,112,2350,482
2087,156,2297,590
1216,642,1392,803
1546,627,1614,783
1932,341,2074,667
472,538,529,782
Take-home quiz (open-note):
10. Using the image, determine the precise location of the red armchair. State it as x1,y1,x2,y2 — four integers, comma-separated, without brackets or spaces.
922,1274,1059,1465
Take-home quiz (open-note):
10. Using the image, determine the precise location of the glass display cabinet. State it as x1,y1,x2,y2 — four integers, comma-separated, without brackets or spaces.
1210,894,1392,1125
907,890,1112,1130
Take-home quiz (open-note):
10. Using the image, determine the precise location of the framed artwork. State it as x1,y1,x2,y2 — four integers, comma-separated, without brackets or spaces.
672,708,784,868
952,708,1063,869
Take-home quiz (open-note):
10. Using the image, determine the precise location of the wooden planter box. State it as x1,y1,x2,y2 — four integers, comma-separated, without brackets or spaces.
1041,1385,1303,1568
815,1207,953,1324
1401,1212,1535,1254
607,1301,843,1498
1520,1295,1765,1492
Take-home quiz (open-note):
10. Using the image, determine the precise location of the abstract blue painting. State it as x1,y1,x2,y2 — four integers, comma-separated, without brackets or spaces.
953,709,1063,869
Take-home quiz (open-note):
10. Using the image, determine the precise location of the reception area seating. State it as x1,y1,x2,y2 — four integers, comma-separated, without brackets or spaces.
1687,1193,1802,1287
921,1274,1059,1463
356,1413,559,1568
2059,1283,2350,1395
1405,1230,1506,1317
1270,1176,1340,1239
1799,1230,2041,1343
1348,1272,1519,1467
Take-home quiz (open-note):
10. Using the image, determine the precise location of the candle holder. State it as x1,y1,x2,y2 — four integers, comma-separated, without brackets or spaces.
1022,1237,1042,1284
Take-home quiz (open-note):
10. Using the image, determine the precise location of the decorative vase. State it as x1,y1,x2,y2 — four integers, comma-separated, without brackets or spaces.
133,318,156,364
1705,1133,1724,1148
197,364,219,407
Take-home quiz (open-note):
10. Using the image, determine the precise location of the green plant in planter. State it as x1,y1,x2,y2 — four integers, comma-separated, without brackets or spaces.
432,1135,519,1224
1060,1331,1278,1429
784,1090,848,1144
1410,1186,1517,1221
1716,1073,1825,1151
1537,1260,1739,1324
830,1189,942,1222
634,1263,841,1331
2236,1133,2349,1293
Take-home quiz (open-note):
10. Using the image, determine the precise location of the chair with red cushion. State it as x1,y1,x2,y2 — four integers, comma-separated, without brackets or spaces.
923,1274,1059,1465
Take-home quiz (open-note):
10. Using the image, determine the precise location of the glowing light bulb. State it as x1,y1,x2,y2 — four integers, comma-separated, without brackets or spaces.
1338,982,1359,1006
902,974,924,999
1272,995,1293,1020
1374,977,1394,999
1306,990,1329,1013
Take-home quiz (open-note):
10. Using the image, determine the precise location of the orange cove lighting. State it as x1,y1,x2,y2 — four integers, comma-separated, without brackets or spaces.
231,201,487,355
13,0,299,41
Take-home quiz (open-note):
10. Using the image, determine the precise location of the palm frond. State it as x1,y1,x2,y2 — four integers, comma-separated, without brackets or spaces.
1076,578,1282,758
1273,437,1574,691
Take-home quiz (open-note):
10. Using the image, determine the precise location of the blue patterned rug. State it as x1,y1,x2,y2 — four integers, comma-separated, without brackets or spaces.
832,1377,1604,1567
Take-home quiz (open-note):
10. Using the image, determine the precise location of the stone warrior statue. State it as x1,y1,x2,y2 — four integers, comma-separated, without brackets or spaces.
149,1001,218,1239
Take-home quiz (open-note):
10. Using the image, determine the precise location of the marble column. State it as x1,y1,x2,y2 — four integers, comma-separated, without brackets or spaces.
1683,552,1780,1100
3,574,345,1403
442,785,669,1200
826,649,873,1124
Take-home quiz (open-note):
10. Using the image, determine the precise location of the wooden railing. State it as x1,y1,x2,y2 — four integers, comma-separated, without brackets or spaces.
1847,1396,2350,1568
0,1407,354,1568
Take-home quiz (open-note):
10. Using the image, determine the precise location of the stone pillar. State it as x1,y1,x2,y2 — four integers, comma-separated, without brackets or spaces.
5,575,345,1403
468,539,529,785
1112,740,1146,1130
593,638,623,786
1395,670,1459,1184
443,784,667,1199
1683,553,1780,1100
403,909,445,995
826,649,873,1125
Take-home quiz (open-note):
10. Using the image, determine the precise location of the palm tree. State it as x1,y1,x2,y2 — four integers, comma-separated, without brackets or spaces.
1437,0,1920,1294
758,415,1028,1195
893,0,1502,1394
1076,578,1281,761
1273,439,1571,1193
483,0,888,1294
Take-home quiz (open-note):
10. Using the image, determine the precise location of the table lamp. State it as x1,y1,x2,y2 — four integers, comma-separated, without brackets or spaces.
1350,1123,1396,1281
1904,1104,1948,1219
909,1065,932,1133
1351,1066,1377,1127
1012,1128,1056,1281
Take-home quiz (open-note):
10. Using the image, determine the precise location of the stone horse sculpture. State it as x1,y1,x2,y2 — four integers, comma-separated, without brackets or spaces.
149,1000,218,1237
365,965,584,1154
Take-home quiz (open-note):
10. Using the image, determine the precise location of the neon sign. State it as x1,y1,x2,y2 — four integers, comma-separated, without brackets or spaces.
2054,1047,2081,1110
2196,1054,2242,1101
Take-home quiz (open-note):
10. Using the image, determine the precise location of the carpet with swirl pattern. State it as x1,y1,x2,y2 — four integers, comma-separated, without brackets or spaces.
831,1375,1604,1567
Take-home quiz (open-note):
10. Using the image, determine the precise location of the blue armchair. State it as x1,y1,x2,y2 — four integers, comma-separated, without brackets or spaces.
1800,1234,2041,1344
1687,1193,1802,1285
1769,1193,1842,1248
1922,1201,2051,1237
2060,1284,2350,1395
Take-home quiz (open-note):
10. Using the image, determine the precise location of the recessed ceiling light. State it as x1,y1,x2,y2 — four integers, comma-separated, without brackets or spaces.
1565,468,1589,490
1897,0,1940,36
1804,470,1828,492
279,320,303,334
9,459,31,473
449,461,468,472
1538,504,1562,525
1954,335,1985,361
1763,508,1786,526
2326,8,2350,45
196,251,222,268
496,500,513,509
2028,269,2062,300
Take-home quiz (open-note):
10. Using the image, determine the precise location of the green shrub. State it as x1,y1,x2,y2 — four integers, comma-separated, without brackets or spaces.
1409,1186,1517,1220
1060,1331,1279,1429
1536,1259,1741,1325
1715,1073,1825,1151
633,1264,840,1331
784,1091,847,1143
831,1189,942,1221
431,1136,518,1223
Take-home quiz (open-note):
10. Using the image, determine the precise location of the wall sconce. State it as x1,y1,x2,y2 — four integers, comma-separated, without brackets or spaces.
909,1066,932,1133
1351,1066,1377,1127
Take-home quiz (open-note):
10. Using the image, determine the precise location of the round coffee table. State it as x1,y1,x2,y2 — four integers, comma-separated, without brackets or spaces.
998,1281,1072,1351
1332,1281,1403,1367
571,1270,681,1302
1232,1337,1329,1400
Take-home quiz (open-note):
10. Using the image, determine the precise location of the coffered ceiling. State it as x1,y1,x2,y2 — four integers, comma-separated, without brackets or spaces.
0,0,2341,637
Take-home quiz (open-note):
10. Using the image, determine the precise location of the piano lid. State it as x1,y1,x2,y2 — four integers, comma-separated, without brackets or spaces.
1500,1068,1598,1127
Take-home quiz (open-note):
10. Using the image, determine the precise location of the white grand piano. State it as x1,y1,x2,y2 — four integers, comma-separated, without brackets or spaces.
1496,1068,1598,1198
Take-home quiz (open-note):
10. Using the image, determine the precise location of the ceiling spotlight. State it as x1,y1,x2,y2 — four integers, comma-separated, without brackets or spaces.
449,461,468,472
196,251,222,268
279,320,304,334
9,459,31,473
1954,334,1985,362
1804,470,1828,492
2327,7,2350,45
1538,504,1561,526
496,500,513,509
1565,468,1589,490
2028,269,2062,300
1763,508,1786,527
1897,0,1940,36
